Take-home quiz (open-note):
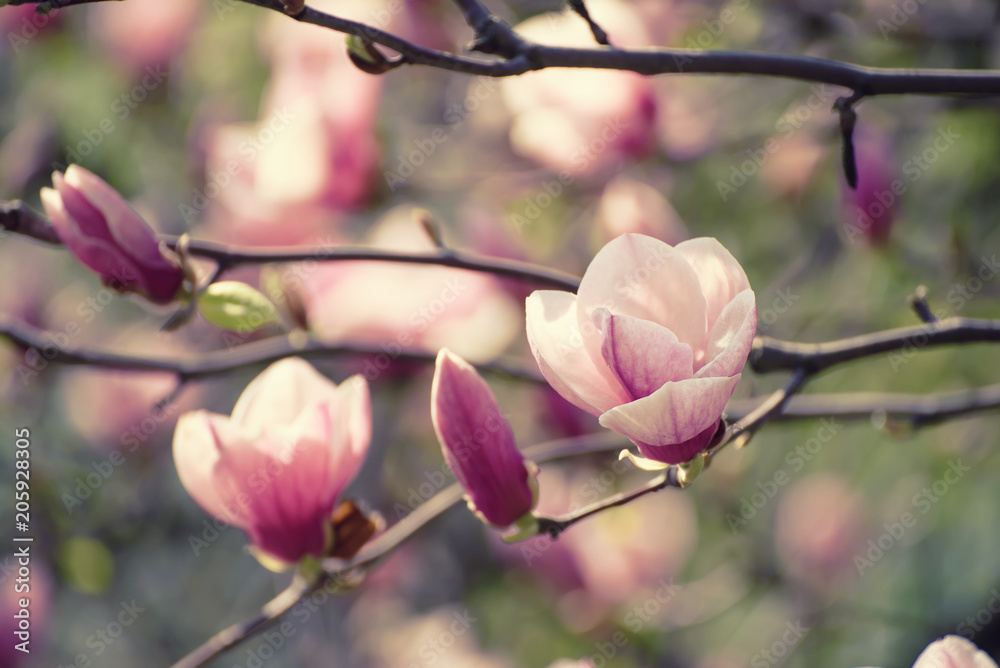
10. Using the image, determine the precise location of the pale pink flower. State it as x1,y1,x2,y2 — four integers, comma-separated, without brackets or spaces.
526,234,756,464
173,358,371,567
40,165,184,304
431,349,536,528
911,636,998,668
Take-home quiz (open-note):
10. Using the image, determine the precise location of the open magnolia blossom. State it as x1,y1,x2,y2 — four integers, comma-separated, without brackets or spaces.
40,165,185,305
526,233,756,465
172,357,371,570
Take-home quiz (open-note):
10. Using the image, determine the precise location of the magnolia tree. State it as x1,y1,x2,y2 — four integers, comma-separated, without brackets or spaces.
2,0,1000,666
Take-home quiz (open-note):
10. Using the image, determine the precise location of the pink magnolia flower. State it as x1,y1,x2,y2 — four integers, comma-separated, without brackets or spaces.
40,165,184,304
431,349,536,528
525,234,756,465
173,357,371,568
911,636,998,668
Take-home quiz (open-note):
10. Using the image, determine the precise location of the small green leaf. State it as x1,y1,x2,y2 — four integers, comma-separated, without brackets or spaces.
197,281,279,333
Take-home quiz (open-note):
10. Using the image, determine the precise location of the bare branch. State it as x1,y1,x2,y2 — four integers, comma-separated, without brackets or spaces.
0,315,544,384
751,318,1000,374
727,382,1000,428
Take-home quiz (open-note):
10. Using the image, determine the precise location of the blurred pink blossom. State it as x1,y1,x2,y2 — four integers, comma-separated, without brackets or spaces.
89,0,200,74
173,357,371,568
40,165,185,305
299,208,521,363
595,175,688,246
501,0,658,176
196,0,382,245
843,127,898,245
496,466,696,628
774,473,865,590
526,234,756,464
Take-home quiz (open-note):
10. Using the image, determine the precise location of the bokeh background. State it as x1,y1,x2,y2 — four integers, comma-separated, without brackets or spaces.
2,0,1000,665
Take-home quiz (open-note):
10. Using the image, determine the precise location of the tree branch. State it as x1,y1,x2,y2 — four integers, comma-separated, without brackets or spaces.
727,382,1000,428
0,315,544,384
750,318,1000,374
234,0,1000,95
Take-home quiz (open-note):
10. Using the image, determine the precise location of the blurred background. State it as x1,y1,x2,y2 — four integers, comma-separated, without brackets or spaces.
2,0,1000,665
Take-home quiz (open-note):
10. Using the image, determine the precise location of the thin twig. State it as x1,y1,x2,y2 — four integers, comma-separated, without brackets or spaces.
0,315,545,384
0,202,581,293
727,382,1000,428
168,237,582,293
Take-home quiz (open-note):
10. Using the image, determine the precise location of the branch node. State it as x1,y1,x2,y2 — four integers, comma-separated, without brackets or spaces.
468,16,525,60
908,285,938,323
834,95,860,189
566,0,611,46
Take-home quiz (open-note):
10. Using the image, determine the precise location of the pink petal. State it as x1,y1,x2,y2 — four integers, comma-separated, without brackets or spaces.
576,233,708,357
525,290,630,416
598,375,740,446
215,427,334,563
231,357,345,434
695,289,757,378
675,237,751,332
631,419,722,465
64,164,165,267
320,375,371,499
172,411,251,528
598,310,693,400
912,636,999,668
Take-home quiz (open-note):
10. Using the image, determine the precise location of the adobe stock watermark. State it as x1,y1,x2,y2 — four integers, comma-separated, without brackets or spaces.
16,269,147,385
716,84,838,201
853,458,970,576
757,287,800,333
511,116,630,233
750,619,810,667
845,126,960,244
56,600,145,668
726,418,841,531
178,107,296,225
384,76,502,190
6,3,60,54
188,436,309,556
670,0,752,71
887,254,1000,373
876,0,928,39
53,66,170,169
957,588,1000,640
407,609,478,667
61,401,181,514
229,571,356,668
